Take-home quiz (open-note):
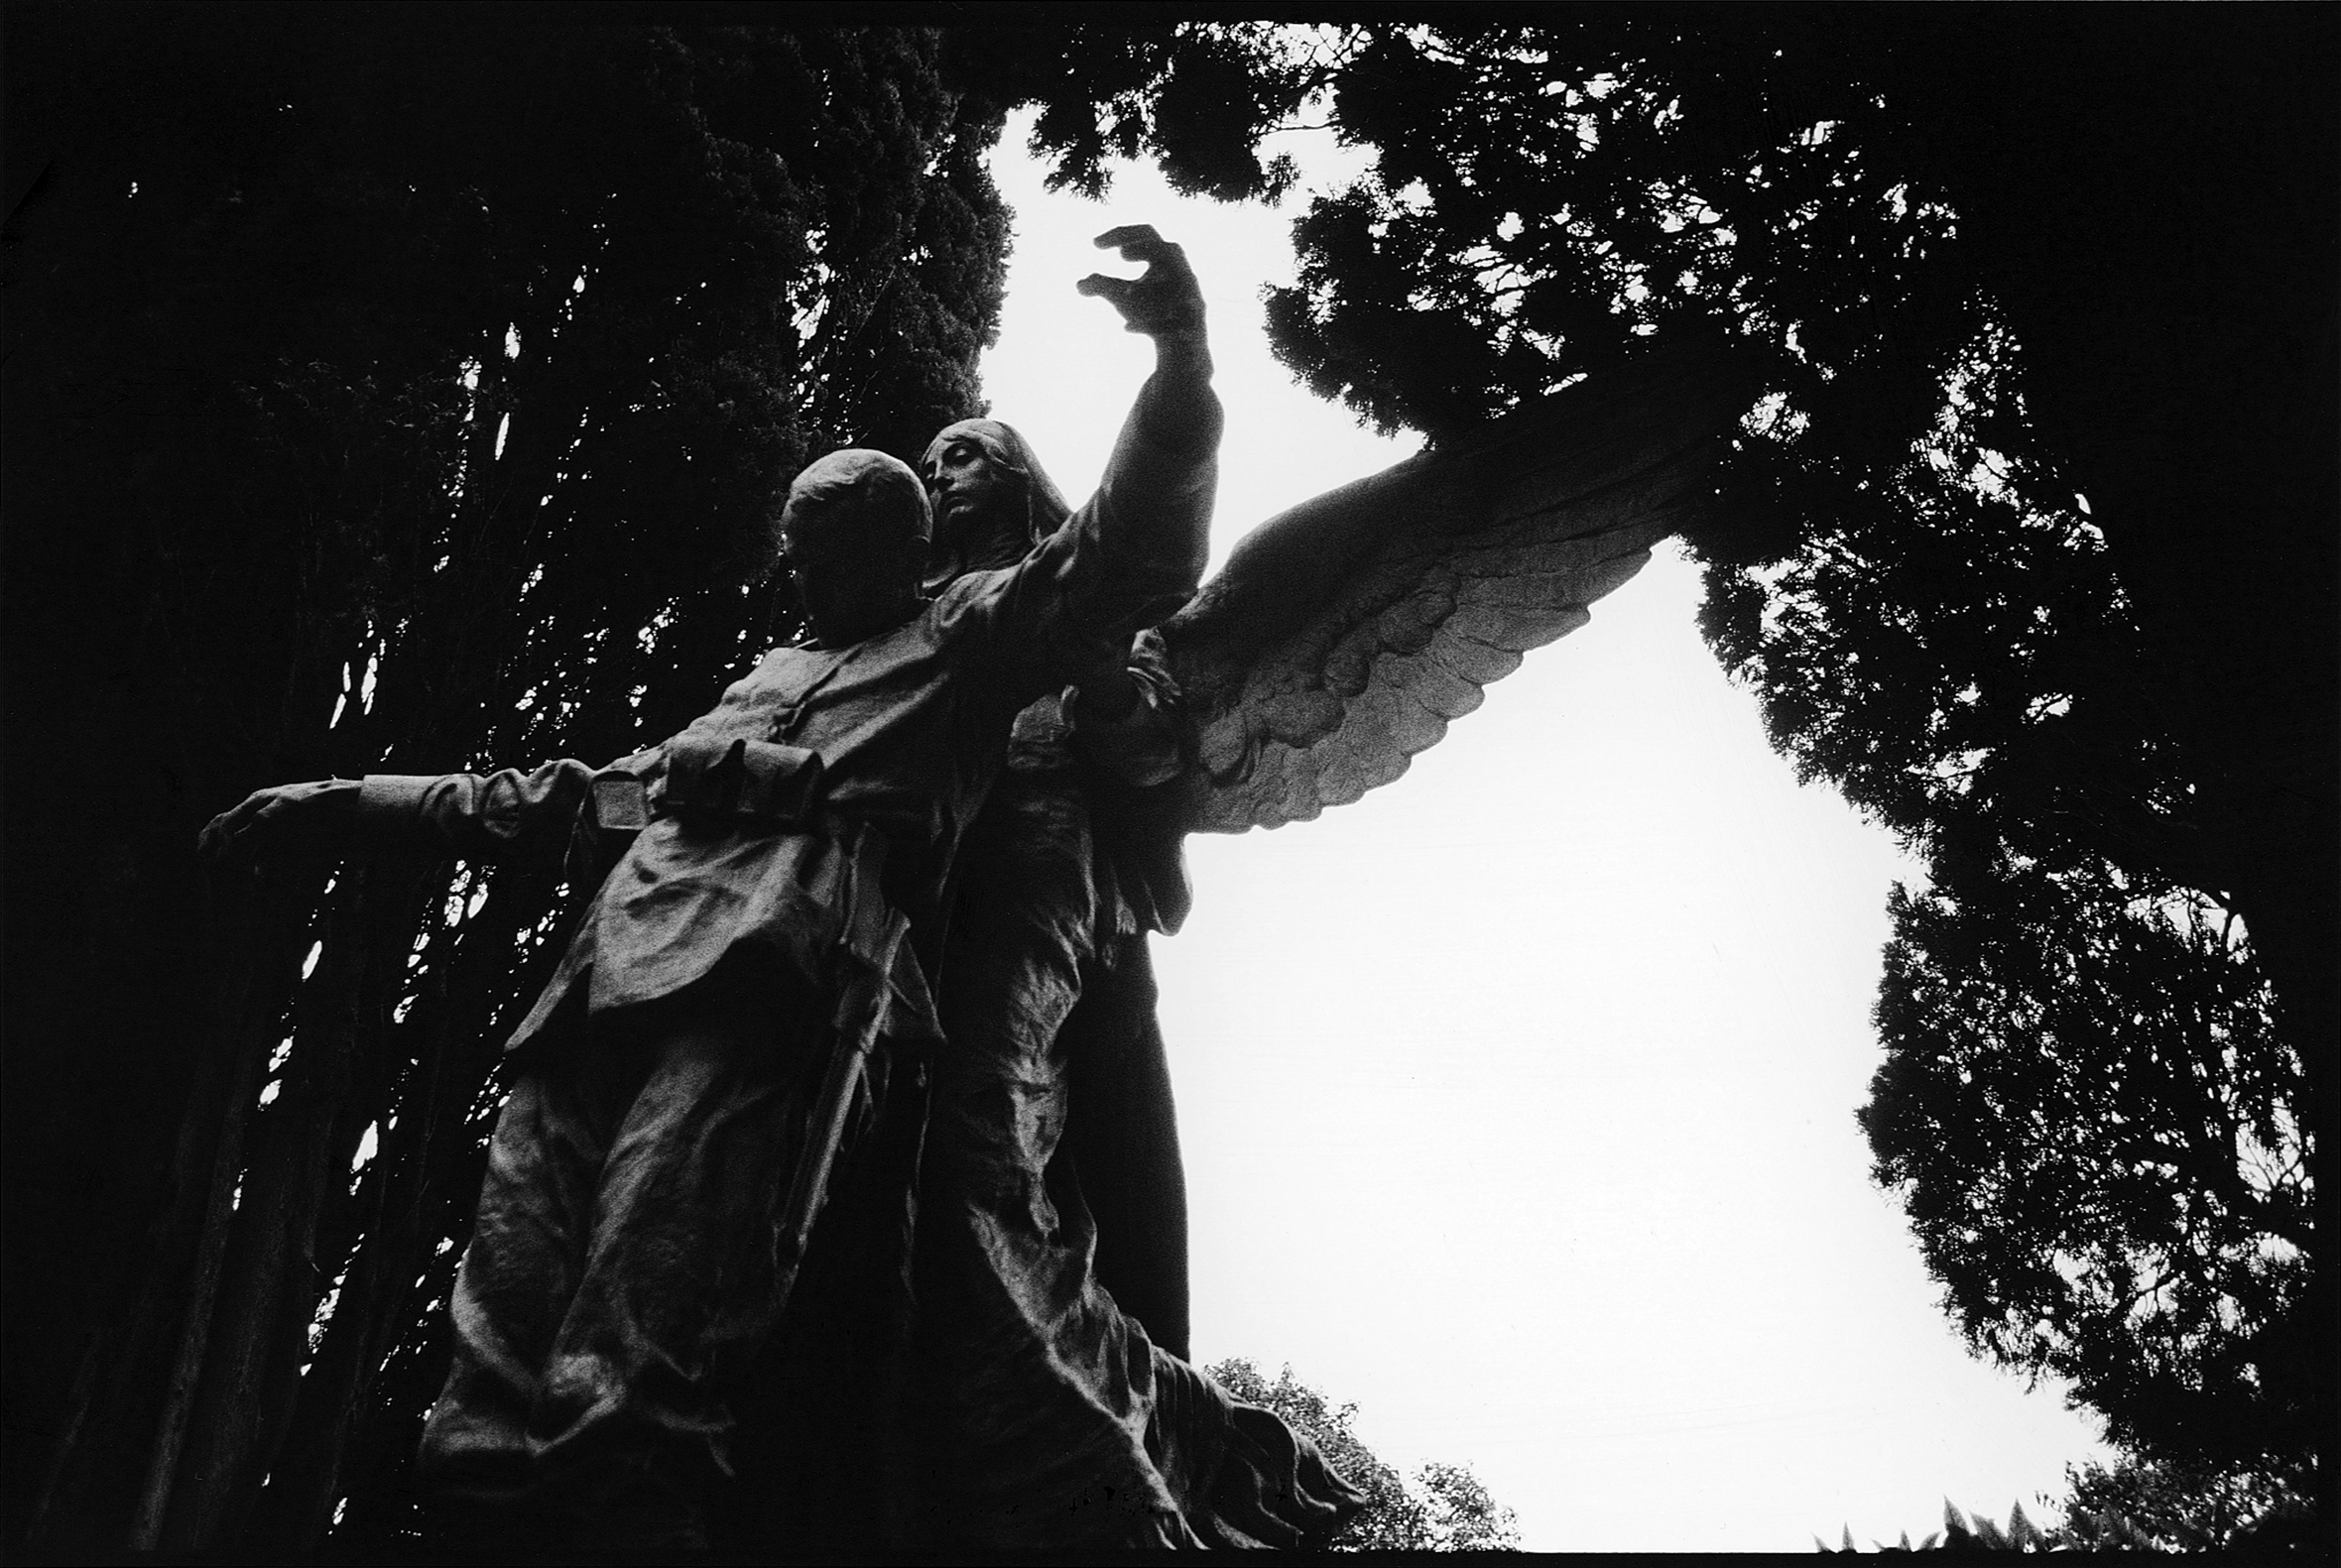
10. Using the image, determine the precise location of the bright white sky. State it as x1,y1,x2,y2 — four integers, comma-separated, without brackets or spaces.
975,111,2111,1553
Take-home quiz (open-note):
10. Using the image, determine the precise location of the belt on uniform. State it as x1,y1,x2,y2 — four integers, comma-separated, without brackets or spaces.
563,736,824,889
594,735,825,832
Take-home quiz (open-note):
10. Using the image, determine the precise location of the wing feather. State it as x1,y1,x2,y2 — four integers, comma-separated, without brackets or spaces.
1381,647,1485,722
1163,345,1753,835
1428,637,1526,687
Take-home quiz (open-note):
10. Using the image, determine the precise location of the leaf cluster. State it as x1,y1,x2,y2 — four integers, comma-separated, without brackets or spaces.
1863,857,2312,1465
1207,1359,1523,1551
1815,1452,2316,1551
947,22,1332,203
1818,1497,2046,1553
2056,1451,2317,1552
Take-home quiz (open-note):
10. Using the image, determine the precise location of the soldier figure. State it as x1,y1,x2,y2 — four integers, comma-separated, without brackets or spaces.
203,227,1225,1550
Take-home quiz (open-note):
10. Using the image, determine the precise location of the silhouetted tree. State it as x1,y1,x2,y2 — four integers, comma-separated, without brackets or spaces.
4,11,1008,1554
994,15,2332,1504
1208,1359,1521,1551
1863,861,2310,1466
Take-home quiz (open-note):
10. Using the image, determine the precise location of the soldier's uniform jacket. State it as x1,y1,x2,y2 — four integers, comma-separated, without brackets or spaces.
354,415,1213,1058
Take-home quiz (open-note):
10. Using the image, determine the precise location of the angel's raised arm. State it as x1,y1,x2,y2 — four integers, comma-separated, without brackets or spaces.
1078,224,1220,457
981,229,1220,697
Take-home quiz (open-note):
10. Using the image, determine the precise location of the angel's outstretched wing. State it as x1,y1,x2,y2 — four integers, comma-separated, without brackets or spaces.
1158,346,1753,835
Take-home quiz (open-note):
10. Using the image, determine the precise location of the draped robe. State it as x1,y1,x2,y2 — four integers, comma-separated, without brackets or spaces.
892,420,1367,1548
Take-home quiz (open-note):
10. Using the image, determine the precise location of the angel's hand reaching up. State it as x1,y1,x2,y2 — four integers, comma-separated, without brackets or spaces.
1077,225,1206,343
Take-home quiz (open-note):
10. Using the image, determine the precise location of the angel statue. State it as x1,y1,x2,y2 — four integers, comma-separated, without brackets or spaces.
853,343,1749,1551
199,210,1746,1554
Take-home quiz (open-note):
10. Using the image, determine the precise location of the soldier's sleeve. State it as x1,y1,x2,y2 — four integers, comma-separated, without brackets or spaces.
353,756,643,868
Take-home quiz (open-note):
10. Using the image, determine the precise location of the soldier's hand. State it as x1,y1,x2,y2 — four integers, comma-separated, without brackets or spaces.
198,779,361,871
1076,226,1206,341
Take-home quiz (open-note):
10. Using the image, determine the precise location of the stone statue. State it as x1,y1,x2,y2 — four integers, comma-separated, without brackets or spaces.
201,212,1748,1551
866,334,1747,1551
901,415,1360,1549
197,226,1252,1552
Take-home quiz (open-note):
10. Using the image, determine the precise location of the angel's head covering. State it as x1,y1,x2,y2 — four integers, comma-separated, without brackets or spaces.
781,448,931,549
920,419,1073,584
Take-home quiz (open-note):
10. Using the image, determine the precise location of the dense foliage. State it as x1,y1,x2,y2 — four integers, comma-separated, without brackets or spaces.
1000,14,2331,1503
4,13,1008,1553
1819,1453,2316,1551
1208,1360,1521,1551
1864,867,2311,1464
1818,1498,2048,1555
2056,1450,2316,1552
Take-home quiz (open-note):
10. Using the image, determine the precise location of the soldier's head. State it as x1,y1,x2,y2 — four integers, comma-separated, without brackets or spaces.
778,448,931,647
919,419,1072,584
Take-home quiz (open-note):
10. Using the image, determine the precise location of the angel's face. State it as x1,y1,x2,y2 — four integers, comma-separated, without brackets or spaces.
923,438,1011,537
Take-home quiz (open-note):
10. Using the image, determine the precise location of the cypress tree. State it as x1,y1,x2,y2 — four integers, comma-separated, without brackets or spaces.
4,12,1010,1551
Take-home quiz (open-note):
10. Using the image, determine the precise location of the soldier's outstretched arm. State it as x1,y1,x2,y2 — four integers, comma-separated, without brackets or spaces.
199,759,614,872
198,778,363,869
